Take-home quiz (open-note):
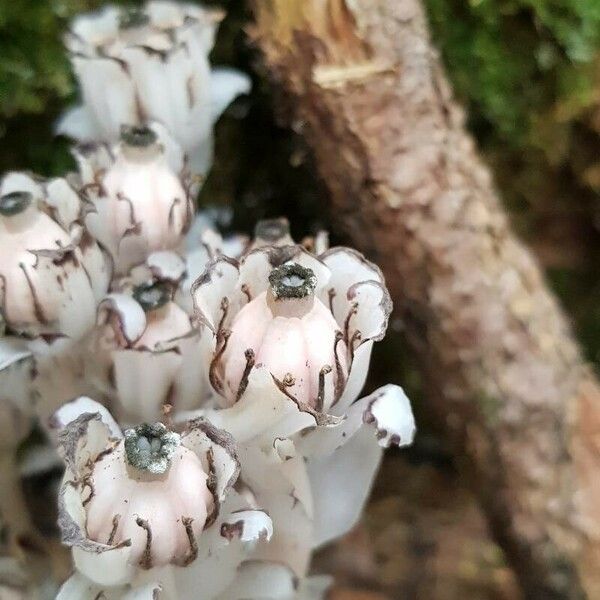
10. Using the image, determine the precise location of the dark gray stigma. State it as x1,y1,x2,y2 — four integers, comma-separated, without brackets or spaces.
254,218,290,243
0,191,32,217
124,422,180,474
120,125,158,148
269,263,317,299
133,281,172,312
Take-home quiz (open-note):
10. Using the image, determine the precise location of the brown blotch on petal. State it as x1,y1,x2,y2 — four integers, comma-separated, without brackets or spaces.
107,514,120,546
209,329,231,394
343,302,358,345
135,517,153,570
220,520,244,541
235,349,256,403
241,283,252,303
177,516,198,566
315,365,332,412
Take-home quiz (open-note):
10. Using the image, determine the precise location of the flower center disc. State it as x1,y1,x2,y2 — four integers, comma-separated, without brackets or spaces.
268,263,316,299
124,423,180,474
119,7,151,29
120,125,158,148
0,191,32,217
133,281,171,312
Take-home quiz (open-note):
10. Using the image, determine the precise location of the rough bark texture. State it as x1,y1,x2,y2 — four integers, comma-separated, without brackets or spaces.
248,1,600,598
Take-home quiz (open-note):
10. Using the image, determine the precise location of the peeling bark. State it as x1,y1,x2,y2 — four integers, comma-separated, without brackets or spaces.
248,1,600,597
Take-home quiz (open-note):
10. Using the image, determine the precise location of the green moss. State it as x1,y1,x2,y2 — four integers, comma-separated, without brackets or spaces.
425,0,600,149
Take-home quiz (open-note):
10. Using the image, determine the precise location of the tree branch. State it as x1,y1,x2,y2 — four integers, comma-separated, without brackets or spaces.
248,0,600,597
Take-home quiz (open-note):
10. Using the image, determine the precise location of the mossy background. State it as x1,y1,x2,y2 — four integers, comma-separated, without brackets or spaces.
1,1,600,595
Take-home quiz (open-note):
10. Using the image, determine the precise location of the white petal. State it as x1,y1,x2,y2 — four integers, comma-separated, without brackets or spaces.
146,250,186,283
98,293,147,345
364,384,416,447
171,335,212,411
172,492,252,599
44,178,83,231
348,280,393,342
236,445,313,576
78,229,113,302
57,412,119,480
119,47,179,137
320,246,384,287
72,55,139,142
191,256,240,331
57,573,162,600
67,6,120,53
73,544,135,587
56,105,102,142
149,121,186,174
332,340,373,415
181,419,240,503
221,510,273,543
50,396,122,439
216,562,296,599
56,573,103,600
58,474,134,586
210,67,251,124
122,581,163,600
296,384,415,458
307,425,382,548
297,385,415,547
112,348,182,423
184,368,331,446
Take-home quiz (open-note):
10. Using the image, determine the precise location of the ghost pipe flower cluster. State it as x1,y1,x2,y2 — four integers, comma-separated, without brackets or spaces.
0,3,415,599
52,398,272,599
183,234,416,573
58,1,251,175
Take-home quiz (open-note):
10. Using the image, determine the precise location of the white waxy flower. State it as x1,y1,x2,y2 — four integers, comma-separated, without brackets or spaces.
75,125,193,275
0,172,110,348
57,575,162,600
185,235,415,558
88,253,210,424
53,397,272,596
58,1,251,174
220,261,349,411
191,243,391,417
85,422,212,568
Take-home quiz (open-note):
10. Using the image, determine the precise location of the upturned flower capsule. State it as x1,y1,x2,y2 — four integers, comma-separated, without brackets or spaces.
85,422,213,569
0,172,110,345
192,240,393,416
220,262,348,410
54,398,273,590
90,261,210,424
75,125,193,275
